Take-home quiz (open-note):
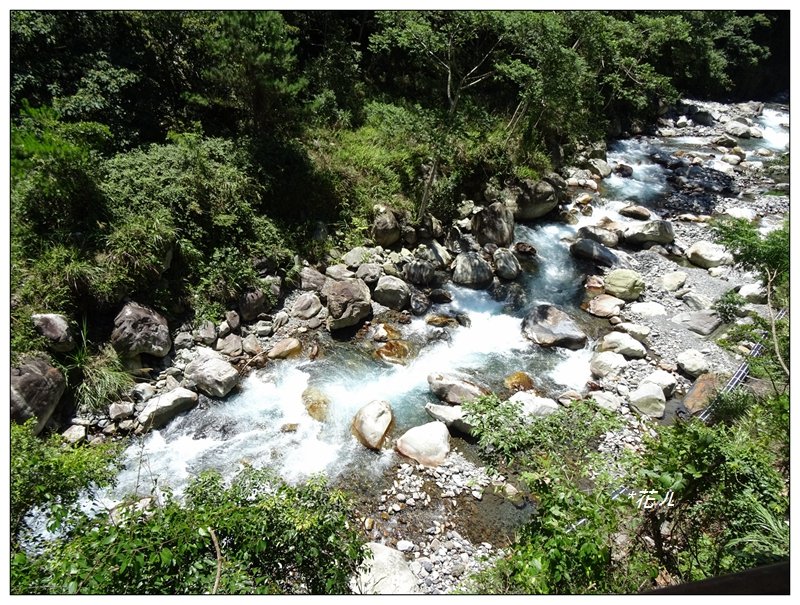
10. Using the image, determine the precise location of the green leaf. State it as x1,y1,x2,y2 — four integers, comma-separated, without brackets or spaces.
160,548,173,566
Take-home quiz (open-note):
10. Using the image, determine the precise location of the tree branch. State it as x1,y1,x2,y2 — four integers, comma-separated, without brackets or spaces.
209,527,222,595
462,70,495,89
765,269,790,380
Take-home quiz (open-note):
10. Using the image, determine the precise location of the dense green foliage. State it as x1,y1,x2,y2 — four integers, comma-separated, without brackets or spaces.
463,395,623,469
10,420,121,543
464,388,789,593
12,466,367,594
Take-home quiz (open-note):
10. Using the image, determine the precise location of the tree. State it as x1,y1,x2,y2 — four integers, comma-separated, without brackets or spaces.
371,11,508,220
199,11,306,139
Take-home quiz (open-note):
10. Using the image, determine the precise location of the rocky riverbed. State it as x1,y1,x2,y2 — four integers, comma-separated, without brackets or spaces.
11,97,789,594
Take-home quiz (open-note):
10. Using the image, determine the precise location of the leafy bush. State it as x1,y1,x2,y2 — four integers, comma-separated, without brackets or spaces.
708,387,752,426
463,394,622,470
713,290,746,324
465,457,656,594
10,419,121,542
712,217,789,304
13,467,367,595
635,415,788,583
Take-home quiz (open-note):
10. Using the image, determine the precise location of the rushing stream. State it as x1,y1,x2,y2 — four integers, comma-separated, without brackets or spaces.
102,103,789,510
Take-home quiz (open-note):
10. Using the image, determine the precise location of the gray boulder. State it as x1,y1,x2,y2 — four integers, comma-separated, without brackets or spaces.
173,332,193,350
738,282,767,304
109,401,135,421
617,322,651,342
724,120,752,138
350,543,421,595
215,334,243,357
355,263,384,288
137,387,198,430
590,351,628,378
242,334,262,355
410,290,431,316
373,275,411,311
31,313,76,352
427,372,490,405
597,331,646,359
291,292,322,319
570,239,619,267
415,240,452,270
10,355,66,435
326,278,372,330
522,305,587,350
425,403,475,436
642,369,678,399
586,294,625,318
509,391,559,418
351,400,394,450
267,337,302,359
472,201,515,247
184,348,240,398
372,209,401,247
325,264,355,280
512,179,559,220
682,291,714,311
62,425,87,444
677,349,710,378
110,302,171,358
493,248,521,280
671,310,722,335
452,252,494,289
343,246,374,269
662,271,687,292
299,266,327,292
619,205,652,220
591,390,623,411
628,382,666,419
577,225,619,248
404,259,436,286
623,220,675,245
239,288,267,321
686,241,733,269
225,310,240,332
587,158,612,178
194,320,217,346
629,301,667,317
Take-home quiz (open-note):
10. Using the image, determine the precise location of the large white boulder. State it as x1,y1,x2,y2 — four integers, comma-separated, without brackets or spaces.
350,543,421,594
351,400,394,450
183,347,240,397
597,331,647,359
686,241,734,269
137,387,198,430
395,421,450,467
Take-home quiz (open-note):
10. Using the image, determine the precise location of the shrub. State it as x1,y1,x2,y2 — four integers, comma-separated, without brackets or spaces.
713,290,746,324
463,394,622,470
13,467,367,595
10,419,121,543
